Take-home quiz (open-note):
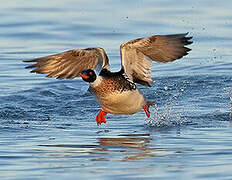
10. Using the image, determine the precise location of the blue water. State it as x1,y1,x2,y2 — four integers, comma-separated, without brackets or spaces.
1,0,232,179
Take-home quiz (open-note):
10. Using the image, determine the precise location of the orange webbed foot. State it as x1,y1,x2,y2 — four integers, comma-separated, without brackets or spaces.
143,106,150,118
96,109,107,126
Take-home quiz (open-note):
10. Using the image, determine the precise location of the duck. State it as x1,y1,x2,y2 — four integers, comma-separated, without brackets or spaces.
24,33,192,125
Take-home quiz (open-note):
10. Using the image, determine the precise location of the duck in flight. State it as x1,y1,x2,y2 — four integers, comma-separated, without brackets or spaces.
24,33,192,125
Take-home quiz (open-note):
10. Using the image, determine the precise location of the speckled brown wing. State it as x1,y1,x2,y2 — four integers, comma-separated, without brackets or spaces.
120,33,192,87
24,48,110,79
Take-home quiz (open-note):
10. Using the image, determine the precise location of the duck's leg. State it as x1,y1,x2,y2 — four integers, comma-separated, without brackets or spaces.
96,109,107,125
143,106,150,118
143,101,155,118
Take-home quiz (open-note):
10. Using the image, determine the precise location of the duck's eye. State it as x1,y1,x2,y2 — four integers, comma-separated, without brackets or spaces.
89,71,93,75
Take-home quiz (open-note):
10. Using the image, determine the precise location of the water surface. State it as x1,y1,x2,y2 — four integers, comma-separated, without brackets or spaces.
1,0,232,179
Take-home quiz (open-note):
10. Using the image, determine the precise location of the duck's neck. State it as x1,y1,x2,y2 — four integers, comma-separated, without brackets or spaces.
90,75,103,87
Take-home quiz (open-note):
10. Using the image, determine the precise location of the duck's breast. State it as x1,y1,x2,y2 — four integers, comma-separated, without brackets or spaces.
105,89,145,114
89,75,146,114
93,88,145,115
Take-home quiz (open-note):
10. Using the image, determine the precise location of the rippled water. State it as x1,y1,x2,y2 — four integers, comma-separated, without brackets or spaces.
1,0,232,179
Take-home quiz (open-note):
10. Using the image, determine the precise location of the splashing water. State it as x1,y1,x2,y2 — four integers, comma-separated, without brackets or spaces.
230,96,232,118
145,94,189,128
223,87,232,118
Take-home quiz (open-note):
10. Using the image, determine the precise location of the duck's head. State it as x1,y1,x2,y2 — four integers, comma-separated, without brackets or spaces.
79,69,97,83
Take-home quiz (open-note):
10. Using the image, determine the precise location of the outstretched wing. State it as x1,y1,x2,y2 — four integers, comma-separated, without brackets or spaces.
24,48,109,79
120,33,192,87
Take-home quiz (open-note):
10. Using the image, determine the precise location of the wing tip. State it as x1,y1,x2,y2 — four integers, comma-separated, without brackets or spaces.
23,59,34,63
181,32,193,45
25,64,36,69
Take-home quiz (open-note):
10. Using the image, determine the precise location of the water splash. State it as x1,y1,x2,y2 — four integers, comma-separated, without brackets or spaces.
223,86,232,118
145,95,189,128
229,95,232,118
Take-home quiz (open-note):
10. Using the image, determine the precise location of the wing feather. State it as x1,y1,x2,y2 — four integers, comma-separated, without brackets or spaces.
120,33,192,87
24,48,109,79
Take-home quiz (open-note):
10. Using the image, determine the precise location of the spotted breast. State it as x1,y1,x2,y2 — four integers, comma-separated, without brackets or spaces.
89,69,146,115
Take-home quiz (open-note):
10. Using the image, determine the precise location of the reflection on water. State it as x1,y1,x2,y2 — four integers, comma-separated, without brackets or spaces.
39,133,161,162
98,133,157,161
